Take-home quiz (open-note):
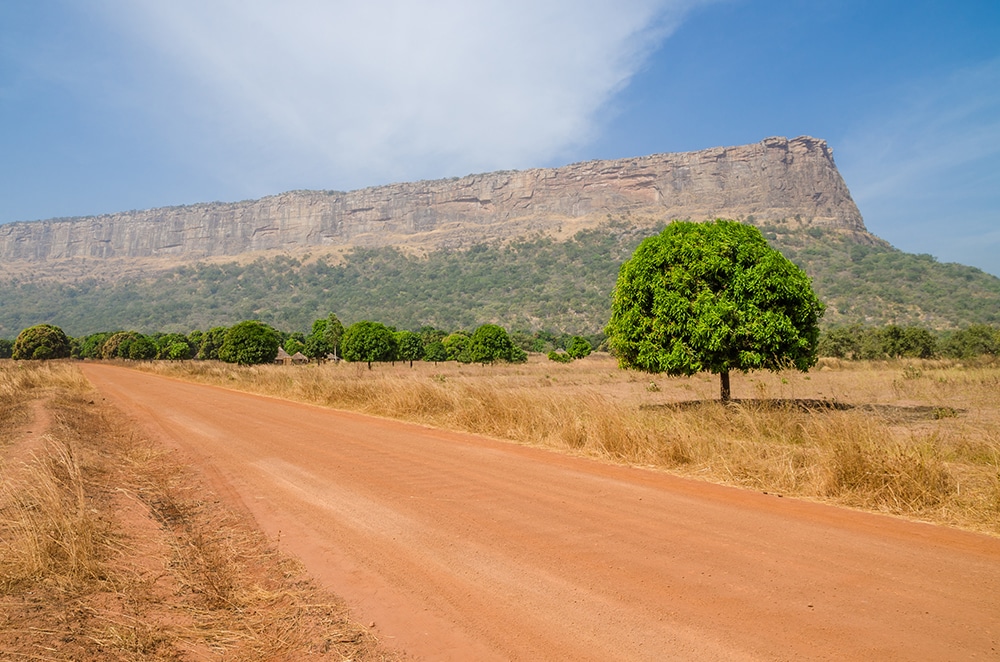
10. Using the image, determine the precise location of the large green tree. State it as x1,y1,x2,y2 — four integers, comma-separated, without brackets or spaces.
395,330,424,367
13,324,72,360
606,220,824,401
468,324,526,364
341,321,397,369
219,321,281,366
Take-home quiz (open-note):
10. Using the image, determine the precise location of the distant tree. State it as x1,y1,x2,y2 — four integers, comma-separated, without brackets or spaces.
197,326,229,360
219,321,281,366
0,338,12,359
284,337,306,356
324,314,345,356
75,332,114,359
606,220,824,401
468,324,525,364
900,326,937,359
395,330,424,367
443,332,472,363
419,326,448,345
305,314,346,360
165,342,193,361
13,324,72,360
342,321,397,369
423,339,448,364
817,325,863,359
125,335,158,360
565,336,592,360
942,324,999,359
154,333,193,360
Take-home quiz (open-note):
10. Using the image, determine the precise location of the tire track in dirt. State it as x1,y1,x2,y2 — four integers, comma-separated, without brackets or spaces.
81,364,1000,661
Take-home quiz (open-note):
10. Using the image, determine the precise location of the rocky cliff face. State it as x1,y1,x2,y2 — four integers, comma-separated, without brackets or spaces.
0,136,868,263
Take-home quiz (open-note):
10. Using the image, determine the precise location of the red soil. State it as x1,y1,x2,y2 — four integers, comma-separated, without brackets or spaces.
82,364,1000,661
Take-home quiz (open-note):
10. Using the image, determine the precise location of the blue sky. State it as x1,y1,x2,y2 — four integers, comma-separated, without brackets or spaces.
2,1,999,274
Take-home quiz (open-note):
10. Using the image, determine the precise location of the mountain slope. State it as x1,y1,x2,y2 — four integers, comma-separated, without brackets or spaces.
1,222,997,337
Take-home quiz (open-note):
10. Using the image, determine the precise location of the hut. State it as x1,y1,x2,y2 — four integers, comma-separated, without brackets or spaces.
275,347,292,365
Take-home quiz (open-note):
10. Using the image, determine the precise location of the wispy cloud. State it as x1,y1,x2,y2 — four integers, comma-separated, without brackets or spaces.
839,57,1000,273
93,0,709,193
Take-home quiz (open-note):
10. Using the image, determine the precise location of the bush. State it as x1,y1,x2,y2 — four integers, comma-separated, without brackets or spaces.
566,336,592,359
12,324,72,361
0,338,12,359
548,350,573,363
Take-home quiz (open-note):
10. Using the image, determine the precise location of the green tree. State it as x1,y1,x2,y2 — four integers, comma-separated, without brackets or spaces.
324,313,345,357
942,324,999,359
442,332,472,363
13,324,72,360
0,338,12,359
468,324,524,364
566,336,592,359
423,339,448,363
284,337,306,356
197,326,229,360
165,342,193,361
341,321,397,369
395,330,424,367
219,321,281,366
154,333,193,360
606,220,824,401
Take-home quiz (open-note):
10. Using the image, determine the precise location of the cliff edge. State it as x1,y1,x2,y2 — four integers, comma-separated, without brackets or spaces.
0,136,869,263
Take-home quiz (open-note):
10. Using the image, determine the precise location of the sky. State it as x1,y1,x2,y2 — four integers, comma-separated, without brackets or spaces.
2,1,999,274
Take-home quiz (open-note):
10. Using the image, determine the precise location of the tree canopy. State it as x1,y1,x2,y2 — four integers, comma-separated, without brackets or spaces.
606,219,824,400
219,321,281,366
468,324,526,364
341,321,397,369
12,324,72,360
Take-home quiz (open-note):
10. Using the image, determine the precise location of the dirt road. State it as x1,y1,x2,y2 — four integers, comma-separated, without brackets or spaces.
81,364,1000,661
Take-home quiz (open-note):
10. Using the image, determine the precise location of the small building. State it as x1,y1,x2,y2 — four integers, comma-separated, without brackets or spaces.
275,347,292,365
291,351,309,365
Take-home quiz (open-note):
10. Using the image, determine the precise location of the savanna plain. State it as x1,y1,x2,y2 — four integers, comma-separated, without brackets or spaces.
2,354,999,660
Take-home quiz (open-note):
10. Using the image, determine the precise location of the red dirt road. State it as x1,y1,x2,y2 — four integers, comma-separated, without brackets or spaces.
82,364,1000,661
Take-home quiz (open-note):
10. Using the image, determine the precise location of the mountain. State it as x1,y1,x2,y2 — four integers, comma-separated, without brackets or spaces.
2,136,998,338
1,136,870,265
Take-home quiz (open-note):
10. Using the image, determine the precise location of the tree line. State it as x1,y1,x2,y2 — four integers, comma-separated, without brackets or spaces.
0,315,596,367
816,323,1000,360
1,319,998,366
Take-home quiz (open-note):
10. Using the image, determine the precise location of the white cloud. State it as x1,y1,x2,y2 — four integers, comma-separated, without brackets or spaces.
93,0,708,192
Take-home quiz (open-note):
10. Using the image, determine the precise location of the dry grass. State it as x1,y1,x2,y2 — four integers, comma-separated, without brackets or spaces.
136,354,1000,535
0,360,398,661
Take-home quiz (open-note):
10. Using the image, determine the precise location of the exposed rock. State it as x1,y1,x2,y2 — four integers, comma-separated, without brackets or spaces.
0,136,869,264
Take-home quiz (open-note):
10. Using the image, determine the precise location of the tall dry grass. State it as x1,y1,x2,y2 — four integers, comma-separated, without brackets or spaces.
138,355,1000,535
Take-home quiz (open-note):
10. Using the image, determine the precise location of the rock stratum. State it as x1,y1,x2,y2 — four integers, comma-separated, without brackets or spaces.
0,136,868,264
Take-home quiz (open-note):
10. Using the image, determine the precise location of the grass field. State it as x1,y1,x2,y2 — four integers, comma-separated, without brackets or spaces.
137,354,1000,536
0,360,398,661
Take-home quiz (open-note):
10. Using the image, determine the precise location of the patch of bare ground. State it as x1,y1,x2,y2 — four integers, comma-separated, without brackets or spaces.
135,354,1000,536
0,361,399,661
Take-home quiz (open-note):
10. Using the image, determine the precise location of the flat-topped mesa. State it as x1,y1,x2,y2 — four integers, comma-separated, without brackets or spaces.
0,136,868,263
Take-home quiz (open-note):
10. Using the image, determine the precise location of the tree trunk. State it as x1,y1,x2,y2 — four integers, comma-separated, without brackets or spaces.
720,371,731,402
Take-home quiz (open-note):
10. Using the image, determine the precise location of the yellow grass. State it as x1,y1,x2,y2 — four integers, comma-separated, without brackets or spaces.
137,354,1000,535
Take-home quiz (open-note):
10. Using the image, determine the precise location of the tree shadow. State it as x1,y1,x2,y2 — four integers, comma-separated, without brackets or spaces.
641,399,964,421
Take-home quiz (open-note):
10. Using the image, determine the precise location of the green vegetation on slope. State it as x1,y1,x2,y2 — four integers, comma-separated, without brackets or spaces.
1,220,999,337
